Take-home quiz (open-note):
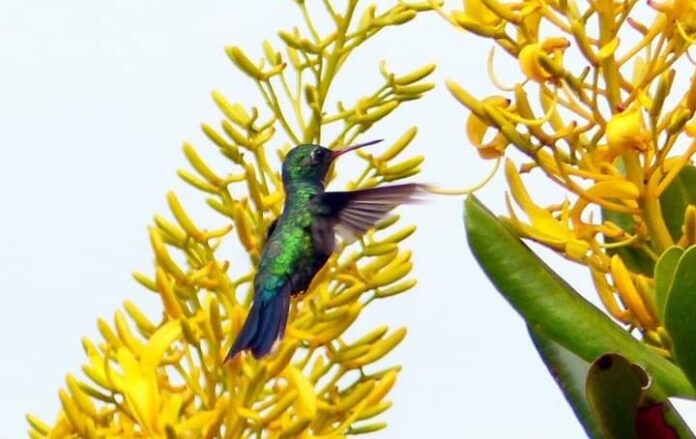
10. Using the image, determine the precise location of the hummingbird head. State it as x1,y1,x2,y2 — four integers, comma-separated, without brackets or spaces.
282,140,383,186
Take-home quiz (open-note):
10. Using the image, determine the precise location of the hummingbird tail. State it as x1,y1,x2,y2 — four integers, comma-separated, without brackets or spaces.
225,293,290,360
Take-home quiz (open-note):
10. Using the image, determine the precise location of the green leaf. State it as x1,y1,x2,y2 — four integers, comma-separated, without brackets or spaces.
586,354,647,438
660,165,696,242
464,195,694,397
530,327,606,439
664,246,696,389
654,246,683,322
585,354,694,439
532,333,694,439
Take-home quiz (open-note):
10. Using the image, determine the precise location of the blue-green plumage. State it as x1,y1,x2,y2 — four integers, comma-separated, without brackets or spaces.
226,140,423,360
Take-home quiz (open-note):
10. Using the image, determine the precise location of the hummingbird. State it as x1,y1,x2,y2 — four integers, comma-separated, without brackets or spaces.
225,139,424,360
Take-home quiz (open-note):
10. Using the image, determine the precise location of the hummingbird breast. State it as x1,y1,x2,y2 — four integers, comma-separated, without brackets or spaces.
254,184,331,301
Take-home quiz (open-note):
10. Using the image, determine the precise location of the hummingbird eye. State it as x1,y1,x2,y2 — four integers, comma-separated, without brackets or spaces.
310,147,328,164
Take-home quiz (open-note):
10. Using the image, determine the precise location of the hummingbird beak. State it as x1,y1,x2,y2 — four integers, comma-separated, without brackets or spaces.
330,139,383,159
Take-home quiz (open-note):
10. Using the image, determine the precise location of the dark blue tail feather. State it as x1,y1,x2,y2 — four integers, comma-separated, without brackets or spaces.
225,293,290,360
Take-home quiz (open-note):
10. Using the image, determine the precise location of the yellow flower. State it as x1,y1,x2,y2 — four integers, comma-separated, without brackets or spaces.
466,96,511,159
648,0,691,18
462,0,501,26
610,255,658,330
605,105,650,155
518,38,569,83
504,160,590,260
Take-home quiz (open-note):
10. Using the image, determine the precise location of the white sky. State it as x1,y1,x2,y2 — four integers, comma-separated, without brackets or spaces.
2,1,695,437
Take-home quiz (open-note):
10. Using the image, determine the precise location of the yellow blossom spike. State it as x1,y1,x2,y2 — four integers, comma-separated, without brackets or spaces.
683,206,696,246
351,325,390,346
208,297,223,344
158,394,183,433
115,310,145,354
326,283,368,308
332,344,372,363
345,328,407,368
211,91,251,126
261,391,297,424
225,46,263,80
363,242,399,256
149,227,187,282
349,422,388,434
167,191,204,242
26,414,50,435
132,271,158,292
358,400,393,421
58,389,85,434
374,214,399,231
610,255,657,330
287,366,317,420
355,101,399,124
97,318,121,348
118,347,159,436
370,261,412,287
311,302,362,345
590,267,632,324
124,300,156,335
379,156,424,177
365,369,399,406
221,119,252,148
155,267,184,319
635,274,658,321
182,142,224,189
394,64,436,85
141,321,181,371
334,381,376,413
65,374,98,419
154,215,186,246
376,127,417,162
666,107,691,135
376,279,417,298
81,360,110,391
267,341,299,377
360,250,400,275
395,82,435,97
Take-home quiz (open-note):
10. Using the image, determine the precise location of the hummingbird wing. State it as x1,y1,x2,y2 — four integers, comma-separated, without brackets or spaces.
313,183,425,245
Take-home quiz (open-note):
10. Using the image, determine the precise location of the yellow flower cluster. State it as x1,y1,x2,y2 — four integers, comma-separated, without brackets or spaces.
437,0,696,352
29,2,436,438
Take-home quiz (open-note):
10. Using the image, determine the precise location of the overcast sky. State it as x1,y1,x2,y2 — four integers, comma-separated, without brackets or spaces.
2,1,695,437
